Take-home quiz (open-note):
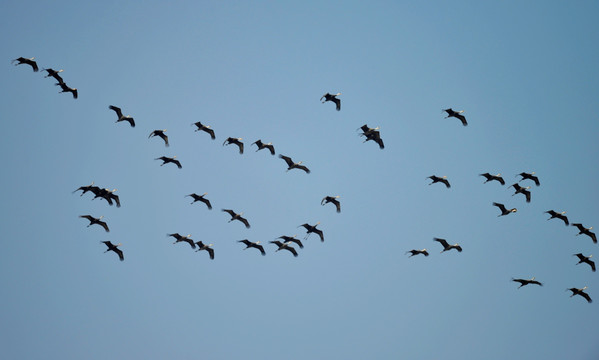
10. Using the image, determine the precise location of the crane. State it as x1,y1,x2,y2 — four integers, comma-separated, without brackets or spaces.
192,121,216,139
41,68,64,83
279,155,310,173
56,81,78,99
492,202,517,216
406,249,429,257
572,223,597,244
79,215,109,232
276,235,304,249
223,137,244,154
443,108,467,126
510,183,531,203
573,253,595,272
427,175,451,188
434,238,462,253
567,287,592,303
269,241,298,257
545,210,569,226
238,240,266,256
252,140,275,155
320,92,341,111
186,193,212,209
321,196,341,213
358,125,384,149
167,233,195,249
512,277,543,288
517,172,540,186
155,156,182,169
299,222,324,241
101,241,124,261
12,57,38,72
479,173,505,185
195,241,214,259
109,105,135,127
149,129,169,147
222,209,250,228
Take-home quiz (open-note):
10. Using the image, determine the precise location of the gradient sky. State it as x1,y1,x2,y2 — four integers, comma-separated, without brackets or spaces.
2,1,598,359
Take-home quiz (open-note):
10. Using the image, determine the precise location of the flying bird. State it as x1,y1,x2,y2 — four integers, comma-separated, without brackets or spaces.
109,105,135,127
101,241,124,261
479,173,505,185
320,92,341,111
279,155,310,173
79,215,109,232
512,277,543,288
427,175,451,188
167,233,195,249
321,196,341,213
567,287,592,303
572,223,597,244
238,240,266,256
186,193,212,209
406,249,429,257
434,238,462,253
41,68,63,82
299,222,324,242
358,124,384,149
277,235,304,249
12,57,38,72
192,121,215,139
195,241,214,259
443,108,467,126
56,81,78,99
269,241,298,257
222,209,250,228
149,129,169,147
223,137,244,154
510,183,531,203
155,156,182,169
517,172,540,186
492,202,517,216
73,181,99,197
252,140,275,155
92,188,121,207
545,210,569,226
574,253,595,272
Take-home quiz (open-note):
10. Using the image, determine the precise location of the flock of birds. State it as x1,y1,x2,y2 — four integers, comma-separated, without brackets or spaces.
13,56,596,304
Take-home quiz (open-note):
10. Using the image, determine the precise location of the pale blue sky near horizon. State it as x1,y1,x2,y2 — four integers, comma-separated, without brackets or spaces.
1,1,598,359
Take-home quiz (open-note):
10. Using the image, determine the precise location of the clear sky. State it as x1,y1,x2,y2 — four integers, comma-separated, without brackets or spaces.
2,1,598,359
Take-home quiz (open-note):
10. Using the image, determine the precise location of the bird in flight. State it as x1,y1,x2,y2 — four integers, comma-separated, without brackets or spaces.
320,92,341,111
443,108,467,126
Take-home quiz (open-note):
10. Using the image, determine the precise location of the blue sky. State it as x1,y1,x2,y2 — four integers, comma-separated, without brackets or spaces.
2,1,598,359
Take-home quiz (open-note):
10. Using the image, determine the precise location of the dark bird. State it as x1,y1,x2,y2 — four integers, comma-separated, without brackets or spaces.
223,137,244,154
493,202,517,216
79,215,109,232
406,249,429,257
109,105,135,127
56,81,78,99
277,235,304,249
186,193,212,209
192,121,215,139
73,181,99,197
195,241,214,259
512,277,543,288
41,68,63,82
567,287,592,303
320,92,341,111
510,183,531,203
545,210,569,226
434,238,462,253
321,196,341,213
149,129,169,147
574,253,595,272
238,239,266,256
517,172,540,186
299,222,324,242
572,223,597,244
443,108,467,126
222,209,250,228
358,124,384,149
252,140,275,155
279,155,310,173
167,233,195,249
427,175,451,188
12,57,38,72
480,173,505,185
155,156,182,169
92,188,121,207
269,241,298,257
101,241,124,261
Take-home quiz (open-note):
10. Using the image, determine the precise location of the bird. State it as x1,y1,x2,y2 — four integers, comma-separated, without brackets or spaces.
222,209,250,228
56,81,78,99
279,155,310,173
186,193,212,209
512,277,543,288
269,241,298,257
252,140,275,155
299,222,324,242
406,249,429,257
12,57,38,72
321,196,341,213
545,210,569,226
73,181,99,197
101,241,124,261
238,240,266,256
192,121,215,139
92,188,121,207
41,68,64,83
149,129,169,147
510,183,531,203
434,238,462,253
443,108,467,126
79,215,109,232
573,253,595,272
358,125,384,149
567,287,592,303
109,105,135,127
320,92,341,111
155,156,182,169
277,235,304,249
572,223,597,244
427,175,450,188
517,172,540,186
195,241,214,259
479,173,505,185
167,233,196,249
223,137,244,154
493,202,517,216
